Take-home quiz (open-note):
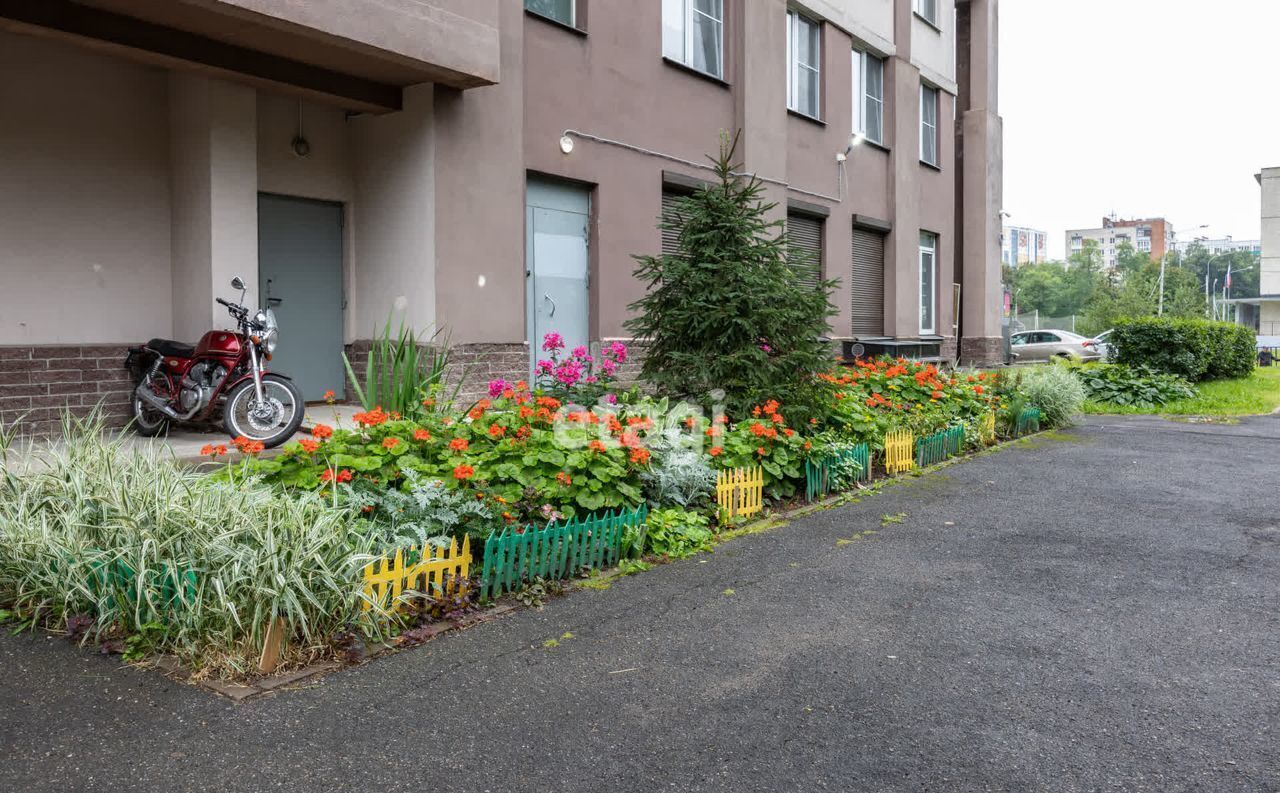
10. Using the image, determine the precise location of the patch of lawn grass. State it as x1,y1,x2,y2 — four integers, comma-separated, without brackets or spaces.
1082,367,1280,417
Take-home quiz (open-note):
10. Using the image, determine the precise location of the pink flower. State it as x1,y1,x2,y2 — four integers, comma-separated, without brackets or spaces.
601,358,617,376
572,345,589,358
585,375,598,384
554,359,583,387
604,393,618,405
607,341,628,363
542,332,564,352
488,379,509,398
536,359,554,375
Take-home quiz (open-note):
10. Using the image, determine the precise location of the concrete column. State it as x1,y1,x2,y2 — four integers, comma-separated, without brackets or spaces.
734,0,789,223
956,0,1004,364
168,73,258,342
885,54,922,339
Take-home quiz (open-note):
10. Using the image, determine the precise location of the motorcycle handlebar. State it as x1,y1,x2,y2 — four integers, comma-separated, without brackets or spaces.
216,298,233,308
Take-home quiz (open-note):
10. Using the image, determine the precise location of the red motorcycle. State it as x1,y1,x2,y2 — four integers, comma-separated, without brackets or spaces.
124,276,304,448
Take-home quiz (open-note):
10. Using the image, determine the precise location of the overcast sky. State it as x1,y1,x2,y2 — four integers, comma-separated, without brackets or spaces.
999,1,1280,259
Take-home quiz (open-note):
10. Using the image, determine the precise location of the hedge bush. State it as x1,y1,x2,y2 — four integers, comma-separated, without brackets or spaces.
1110,317,1255,381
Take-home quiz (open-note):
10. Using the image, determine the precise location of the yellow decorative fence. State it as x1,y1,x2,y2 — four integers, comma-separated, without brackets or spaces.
716,466,764,520
361,535,472,614
979,412,996,445
884,429,915,475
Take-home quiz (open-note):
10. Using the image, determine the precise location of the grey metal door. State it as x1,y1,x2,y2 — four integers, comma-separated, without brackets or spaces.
258,194,344,401
526,178,590,372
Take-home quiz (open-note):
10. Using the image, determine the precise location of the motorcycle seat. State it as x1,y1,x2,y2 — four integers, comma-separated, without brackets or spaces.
146,338,196,358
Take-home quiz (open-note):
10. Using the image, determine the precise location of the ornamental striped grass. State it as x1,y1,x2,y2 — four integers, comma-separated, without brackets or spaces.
0,412,383,675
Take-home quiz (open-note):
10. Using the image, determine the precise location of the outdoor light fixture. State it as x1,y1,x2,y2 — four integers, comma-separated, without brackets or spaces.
559,135,574,154
836,132,866,162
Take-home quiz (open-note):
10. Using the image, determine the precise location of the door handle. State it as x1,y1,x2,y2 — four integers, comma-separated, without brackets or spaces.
267,297,283,307
544,292,556,318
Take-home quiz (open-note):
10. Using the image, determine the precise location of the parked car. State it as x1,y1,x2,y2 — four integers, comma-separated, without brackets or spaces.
1009,329,1103,363
1089,329,1114,360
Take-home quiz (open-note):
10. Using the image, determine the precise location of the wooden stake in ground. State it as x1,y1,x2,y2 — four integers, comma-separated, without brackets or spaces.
258,617,286,675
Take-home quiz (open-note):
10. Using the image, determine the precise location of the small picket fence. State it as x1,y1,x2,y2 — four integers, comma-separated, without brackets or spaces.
916,429,949,467
804,443,870,502
944,423,965,456
361,536,472,615
1015,406,1042,435
87,559,197,618
979,412,997,445
480,506,647,601
884,429,915,475
716,466,764,521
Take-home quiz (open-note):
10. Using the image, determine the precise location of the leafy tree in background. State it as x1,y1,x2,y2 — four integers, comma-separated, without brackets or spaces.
626,132,837,418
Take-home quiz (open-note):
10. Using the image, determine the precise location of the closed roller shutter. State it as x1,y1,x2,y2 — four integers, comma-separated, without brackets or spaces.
787,213,823,290
851,227,885,337
661,189,686,257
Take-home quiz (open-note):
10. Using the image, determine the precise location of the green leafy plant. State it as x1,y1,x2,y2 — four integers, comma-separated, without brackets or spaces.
344,316,456,415
1018,362,1086,427
515,576,562,608
644,508,714,558
1072,363,1196,406
641,448,716,509
1110,317,1255,382
626,131,837,420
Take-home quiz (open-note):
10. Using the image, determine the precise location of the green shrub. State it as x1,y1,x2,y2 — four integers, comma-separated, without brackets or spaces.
0,413,381,675
626,132,837,420
1110,317,1255,381
1018,363,1085,427
1072,363,1196,407
343,316,454,415
643,508,714,558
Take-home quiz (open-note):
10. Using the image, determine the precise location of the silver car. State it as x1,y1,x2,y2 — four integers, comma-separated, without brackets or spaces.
1010,329,1103,363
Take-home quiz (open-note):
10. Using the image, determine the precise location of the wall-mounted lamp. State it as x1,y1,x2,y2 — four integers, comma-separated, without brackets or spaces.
836,132,866,162
559,135,575,155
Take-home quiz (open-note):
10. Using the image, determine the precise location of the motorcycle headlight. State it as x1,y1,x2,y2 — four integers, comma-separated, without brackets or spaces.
254,310,279,354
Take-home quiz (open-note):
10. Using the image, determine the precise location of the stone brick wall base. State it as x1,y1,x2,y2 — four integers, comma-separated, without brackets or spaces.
342,340,530,407
959,336,1006,367
0,345,134,437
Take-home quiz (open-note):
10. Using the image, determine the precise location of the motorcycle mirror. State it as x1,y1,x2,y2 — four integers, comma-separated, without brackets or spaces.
230,276,245,291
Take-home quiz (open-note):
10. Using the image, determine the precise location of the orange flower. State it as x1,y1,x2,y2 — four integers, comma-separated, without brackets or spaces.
762,399,780,416
764,427,778,439
449,438,469,452
556,471,572,486
320,468,353,483
382,437,401,450
705,426,722,437
756,446,767,456
588,440,608,453
200,443,228,458
803,441,812,450
516,425,532,440
749,422,767,437
422,397,436,409
322,389,336,402
468,407,486,420
501,511,515,523
298,439,320,454
629,447,651,465
974,385,984,395
311,424,333,440
231,436,265,455
413,428,431,441
770,412,785,423
931,389,944,399
685,416,698,428
519,406,535,420
709,446,724,457
514,380,528,391
783,428,795,437
353,407,388,427
488,424,506,438
453,464,475,480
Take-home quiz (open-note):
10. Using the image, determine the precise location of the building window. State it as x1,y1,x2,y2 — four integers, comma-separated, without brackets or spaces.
787,212,824,290
916,0,939,26
919,232,937,335
525,0,574,27
787,11,821,119
663,0,724,78
920,84,939,166
851,49,884,145
1137,239,1151,252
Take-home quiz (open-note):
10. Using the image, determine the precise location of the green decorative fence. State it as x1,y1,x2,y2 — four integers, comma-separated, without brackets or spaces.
804,443,870,502
480,505,648,600
944,424,965,456
87,558,197,618
916,429,949,466
1015,407,1042,435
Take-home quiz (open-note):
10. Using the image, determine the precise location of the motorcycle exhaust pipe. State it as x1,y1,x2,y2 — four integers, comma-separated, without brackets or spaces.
134,382,201,421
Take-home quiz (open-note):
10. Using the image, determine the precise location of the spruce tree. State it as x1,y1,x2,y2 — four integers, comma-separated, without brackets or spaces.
626,132,837,417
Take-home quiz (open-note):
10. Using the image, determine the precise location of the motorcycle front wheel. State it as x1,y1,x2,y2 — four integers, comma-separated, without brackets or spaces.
222,374,305,449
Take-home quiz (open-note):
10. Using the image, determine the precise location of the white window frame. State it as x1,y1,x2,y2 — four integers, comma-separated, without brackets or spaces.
920,84,939,166
919,232,937,335
916,0,939,26
525,0,575,27
851,48,884,145
786,10,822,119
663,0,725,79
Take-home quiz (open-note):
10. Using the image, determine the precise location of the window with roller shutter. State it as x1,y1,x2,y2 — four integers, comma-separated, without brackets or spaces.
850,227,885,337
660,188,688,258
787,213,823,290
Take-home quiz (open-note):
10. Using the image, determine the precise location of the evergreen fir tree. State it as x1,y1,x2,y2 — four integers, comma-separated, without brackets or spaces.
626,132,837,417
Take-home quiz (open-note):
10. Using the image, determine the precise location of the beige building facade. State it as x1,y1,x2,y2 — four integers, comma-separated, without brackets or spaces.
0,0,1003,436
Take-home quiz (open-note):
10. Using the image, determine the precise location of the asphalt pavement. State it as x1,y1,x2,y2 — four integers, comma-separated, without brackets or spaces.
3,414,1277,792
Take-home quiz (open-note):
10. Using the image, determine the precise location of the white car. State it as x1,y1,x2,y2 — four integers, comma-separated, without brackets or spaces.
1009,329,1103,363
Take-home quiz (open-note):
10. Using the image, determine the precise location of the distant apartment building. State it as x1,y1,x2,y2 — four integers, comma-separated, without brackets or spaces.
1002,225,1048,266
1066,216,1173,269
1228,168,1280,340
1189,237,1262,256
